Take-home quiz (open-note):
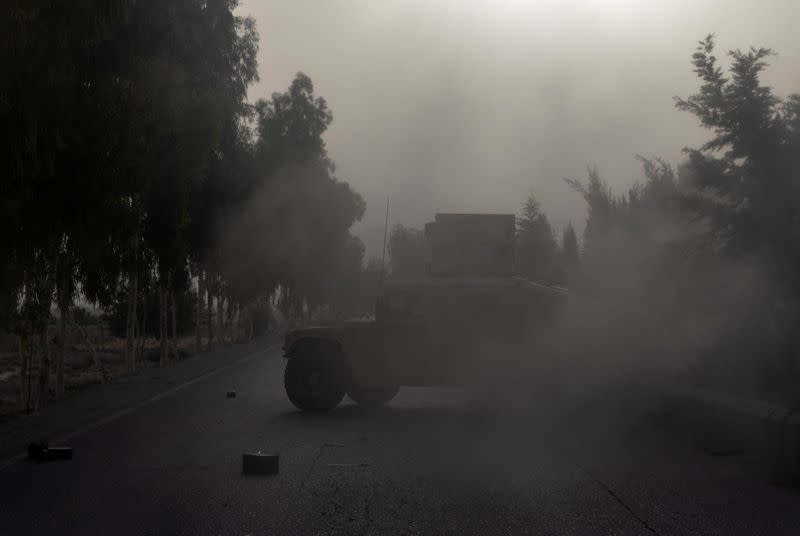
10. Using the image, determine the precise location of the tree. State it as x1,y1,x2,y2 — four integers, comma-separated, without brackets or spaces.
564,154,695,300
516,194,558,282
561,222,580,284
1,1,136,406
562,223,579,266
256,73,333,174
98,0,262,365
1,3,369,408
358,257,384,317
215,72,365,325
309,234,369,320
566,156,685,257
673,35,800,387
675,34,800,273
186,0,260,350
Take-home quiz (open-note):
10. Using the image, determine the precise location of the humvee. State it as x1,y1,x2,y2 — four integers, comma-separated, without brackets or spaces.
281,213,567,411
282,275,567,411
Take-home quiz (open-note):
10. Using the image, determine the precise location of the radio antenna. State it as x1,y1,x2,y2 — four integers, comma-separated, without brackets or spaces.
380,195,390,278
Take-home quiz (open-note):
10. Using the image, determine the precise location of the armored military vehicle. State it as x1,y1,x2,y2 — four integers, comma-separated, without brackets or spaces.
282,213,567,411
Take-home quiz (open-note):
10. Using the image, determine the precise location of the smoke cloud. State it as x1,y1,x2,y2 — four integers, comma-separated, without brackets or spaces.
239,0,800,256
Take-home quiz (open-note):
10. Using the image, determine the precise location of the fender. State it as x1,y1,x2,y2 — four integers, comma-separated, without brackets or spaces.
283,326,345,357
283,321,387,388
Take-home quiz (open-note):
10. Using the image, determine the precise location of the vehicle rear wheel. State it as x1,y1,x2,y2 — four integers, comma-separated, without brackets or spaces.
347,384,399,408
284,346,346,411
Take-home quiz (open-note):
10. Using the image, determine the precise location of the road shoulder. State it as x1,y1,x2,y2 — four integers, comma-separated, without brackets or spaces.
0,336,282,467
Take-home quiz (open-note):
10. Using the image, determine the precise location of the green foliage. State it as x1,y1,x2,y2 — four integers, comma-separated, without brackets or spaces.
256,73,333,174
1,1,134,333
215,73,365,318
561,35,800,399
566,157,684,255
675,34,800,264
670,36,800,396
1,1,370,369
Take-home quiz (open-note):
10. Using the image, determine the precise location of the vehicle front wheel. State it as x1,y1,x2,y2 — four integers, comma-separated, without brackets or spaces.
347,384,399,408
284,348,346,412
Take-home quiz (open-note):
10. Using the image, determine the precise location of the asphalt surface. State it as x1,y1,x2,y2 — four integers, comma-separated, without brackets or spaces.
2,341,800,535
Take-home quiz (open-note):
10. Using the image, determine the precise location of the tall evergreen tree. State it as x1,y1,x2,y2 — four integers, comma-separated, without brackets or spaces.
562,223,579,267
516,194,558,282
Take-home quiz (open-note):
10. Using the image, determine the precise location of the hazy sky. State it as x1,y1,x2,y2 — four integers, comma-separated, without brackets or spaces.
238,0,800,256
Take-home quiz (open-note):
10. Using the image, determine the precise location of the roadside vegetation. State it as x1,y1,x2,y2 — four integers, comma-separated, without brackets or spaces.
562,36,800,404
386,36,800,404
2,1,375,412
3,6,799,415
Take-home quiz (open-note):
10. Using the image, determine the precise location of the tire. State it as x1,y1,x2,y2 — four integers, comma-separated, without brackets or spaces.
284,344,346,411
347,384,399,408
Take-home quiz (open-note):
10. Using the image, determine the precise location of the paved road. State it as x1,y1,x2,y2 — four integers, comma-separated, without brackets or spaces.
2,341,800,535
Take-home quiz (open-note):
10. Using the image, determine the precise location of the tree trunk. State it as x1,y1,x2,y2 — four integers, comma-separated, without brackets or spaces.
55,301,67,399
19,335,30,412
138,292,147,360
36,265,57,408
217,290,224,346
233,303,238,342
125,274,138,373
37,328,50,409
125,233,139,373
222,299,228,344
225,300,234,343
159,282,168,367
54,240,72,400
132,302,139,366
171,290,178,360
233,303,239,343
207,280,214,351
195,271,203,354
230,303,238,343
71,315,103,381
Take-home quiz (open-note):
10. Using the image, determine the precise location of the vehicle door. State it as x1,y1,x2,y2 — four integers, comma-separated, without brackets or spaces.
378,289,439,385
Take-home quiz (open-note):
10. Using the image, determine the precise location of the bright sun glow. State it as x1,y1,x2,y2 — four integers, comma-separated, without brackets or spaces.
491,0,633,12
485,0,639,27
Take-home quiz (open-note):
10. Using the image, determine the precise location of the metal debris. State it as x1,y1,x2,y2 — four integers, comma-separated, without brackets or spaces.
242,452,279,475
27,441,73,462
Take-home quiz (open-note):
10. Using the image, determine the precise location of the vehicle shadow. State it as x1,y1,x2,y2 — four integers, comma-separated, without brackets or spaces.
279,403,465,421
275,398,553,428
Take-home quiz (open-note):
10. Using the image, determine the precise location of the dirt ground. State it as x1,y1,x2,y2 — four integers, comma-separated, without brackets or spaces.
0,328,219,419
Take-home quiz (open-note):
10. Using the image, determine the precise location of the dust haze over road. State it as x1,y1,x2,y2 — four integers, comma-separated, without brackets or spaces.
4,342,800,535
240,0,800,255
